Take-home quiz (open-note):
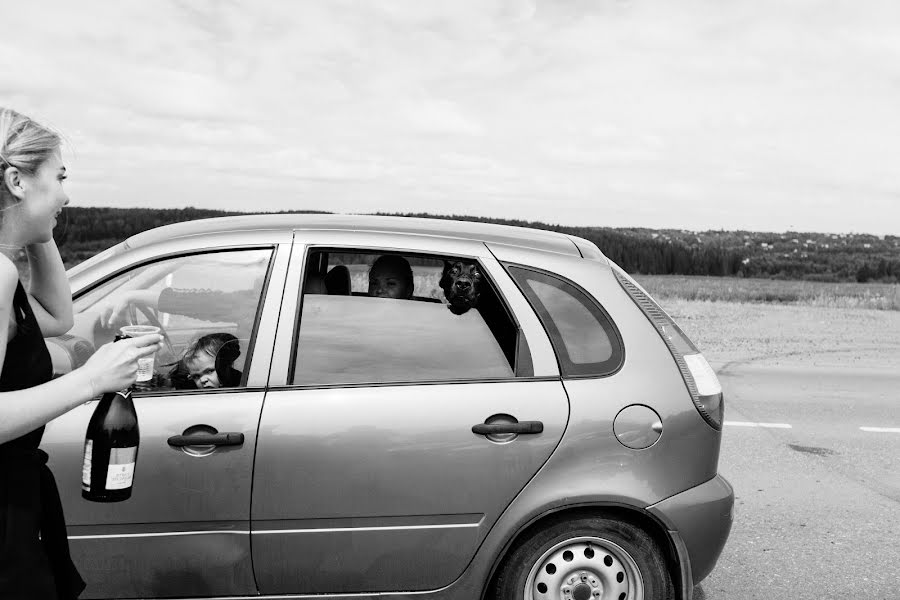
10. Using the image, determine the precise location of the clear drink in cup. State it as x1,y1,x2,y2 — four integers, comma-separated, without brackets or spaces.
118,325,161,382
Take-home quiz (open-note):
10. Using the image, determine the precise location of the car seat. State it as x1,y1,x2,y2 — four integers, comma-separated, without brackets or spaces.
303,274,328,295
324,265,351,295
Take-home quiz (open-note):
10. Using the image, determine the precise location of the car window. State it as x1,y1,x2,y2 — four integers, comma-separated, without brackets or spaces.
506,266,622,377
292,250,527,385
50,249,273,393
305,251,448,300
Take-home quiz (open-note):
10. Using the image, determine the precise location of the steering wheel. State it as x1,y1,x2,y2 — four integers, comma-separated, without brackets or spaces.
127,303,178,367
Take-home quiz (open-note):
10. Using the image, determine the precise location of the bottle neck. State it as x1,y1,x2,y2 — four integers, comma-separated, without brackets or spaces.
113,388,135,409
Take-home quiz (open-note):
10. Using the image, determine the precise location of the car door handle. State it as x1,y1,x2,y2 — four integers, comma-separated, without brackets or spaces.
167,432,245,447
472,421,544,435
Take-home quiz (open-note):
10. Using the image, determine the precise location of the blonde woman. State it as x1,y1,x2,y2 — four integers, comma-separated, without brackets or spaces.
0,108,162,599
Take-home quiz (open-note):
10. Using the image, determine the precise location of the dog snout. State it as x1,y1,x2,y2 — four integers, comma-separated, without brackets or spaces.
454,280,472,292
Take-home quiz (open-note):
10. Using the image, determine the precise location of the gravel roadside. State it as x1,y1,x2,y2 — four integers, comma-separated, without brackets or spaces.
660,300,900,371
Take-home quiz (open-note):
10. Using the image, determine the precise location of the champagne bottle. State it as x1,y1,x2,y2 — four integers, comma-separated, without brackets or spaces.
81,334,140,502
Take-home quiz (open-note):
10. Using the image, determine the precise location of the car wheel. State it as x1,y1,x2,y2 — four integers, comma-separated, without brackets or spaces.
493,517,673,600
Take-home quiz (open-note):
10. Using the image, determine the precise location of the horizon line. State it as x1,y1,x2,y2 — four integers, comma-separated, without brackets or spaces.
61,205,900,239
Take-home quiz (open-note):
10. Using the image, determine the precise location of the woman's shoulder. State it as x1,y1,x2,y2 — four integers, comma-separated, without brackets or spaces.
0,256,19,293
0,257,18,340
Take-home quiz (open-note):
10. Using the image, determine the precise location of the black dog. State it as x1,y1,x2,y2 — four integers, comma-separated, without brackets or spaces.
440,260,483,315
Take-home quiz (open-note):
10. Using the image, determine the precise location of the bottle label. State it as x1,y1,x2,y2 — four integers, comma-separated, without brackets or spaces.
81,439,93,490
105,446,138,490
135,356,154,382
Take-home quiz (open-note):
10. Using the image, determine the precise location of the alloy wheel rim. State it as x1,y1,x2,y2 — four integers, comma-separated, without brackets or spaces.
523,536,644,600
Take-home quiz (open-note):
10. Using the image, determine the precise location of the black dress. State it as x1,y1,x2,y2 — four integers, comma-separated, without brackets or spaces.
0,281,85,599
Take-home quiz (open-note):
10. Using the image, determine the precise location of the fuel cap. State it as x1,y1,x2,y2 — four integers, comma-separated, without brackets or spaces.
614,405,663,449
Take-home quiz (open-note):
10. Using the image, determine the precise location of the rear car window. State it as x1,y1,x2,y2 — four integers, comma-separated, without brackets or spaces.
292,250,531,385
294,295,513,385
506,265,622,377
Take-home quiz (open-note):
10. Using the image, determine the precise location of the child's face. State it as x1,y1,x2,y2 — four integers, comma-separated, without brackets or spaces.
186,352,221,389
368,265,413,299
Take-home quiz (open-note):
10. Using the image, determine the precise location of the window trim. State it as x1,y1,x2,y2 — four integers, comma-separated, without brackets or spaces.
69,246,278,395
271,375,561,392
502,263,625,379
288,246,532,386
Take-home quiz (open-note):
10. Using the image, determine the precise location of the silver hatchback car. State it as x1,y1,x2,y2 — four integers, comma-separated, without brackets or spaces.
42,214,732,600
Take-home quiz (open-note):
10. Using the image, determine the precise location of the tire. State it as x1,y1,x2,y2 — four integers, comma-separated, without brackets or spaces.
492,517,673,600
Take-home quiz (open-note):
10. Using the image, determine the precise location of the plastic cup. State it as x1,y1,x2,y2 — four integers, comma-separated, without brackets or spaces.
119,325,161,382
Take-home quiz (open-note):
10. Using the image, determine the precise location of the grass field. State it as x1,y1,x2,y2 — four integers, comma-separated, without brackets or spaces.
633,275,900,311
339,263,900,367
340,263,900,311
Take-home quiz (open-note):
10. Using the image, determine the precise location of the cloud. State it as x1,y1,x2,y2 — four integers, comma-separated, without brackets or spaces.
405,98,483,135
2,0,899,234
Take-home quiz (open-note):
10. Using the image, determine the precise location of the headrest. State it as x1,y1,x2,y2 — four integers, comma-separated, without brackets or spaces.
324,265,352,295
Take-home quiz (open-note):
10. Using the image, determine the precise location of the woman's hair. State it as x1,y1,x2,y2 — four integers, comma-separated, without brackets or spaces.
184,333,241,367
0,108,61,202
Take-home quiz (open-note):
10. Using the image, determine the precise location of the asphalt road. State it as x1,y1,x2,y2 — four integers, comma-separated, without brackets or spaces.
695,363,900,600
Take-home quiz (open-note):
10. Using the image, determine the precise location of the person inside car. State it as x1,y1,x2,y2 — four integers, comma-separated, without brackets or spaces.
98,282,261,340
367,255,414,300
181,333,242,389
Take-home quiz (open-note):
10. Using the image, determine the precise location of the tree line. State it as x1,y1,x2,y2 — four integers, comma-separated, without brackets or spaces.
45,207,900,283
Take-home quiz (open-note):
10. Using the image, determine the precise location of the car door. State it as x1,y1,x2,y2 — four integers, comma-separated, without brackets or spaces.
41,243,289,599
250,233,568,595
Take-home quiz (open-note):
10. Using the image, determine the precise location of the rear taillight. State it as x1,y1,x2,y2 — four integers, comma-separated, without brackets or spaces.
612,267,724,430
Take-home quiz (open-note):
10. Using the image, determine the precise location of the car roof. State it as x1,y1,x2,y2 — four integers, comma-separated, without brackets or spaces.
125,213,586,257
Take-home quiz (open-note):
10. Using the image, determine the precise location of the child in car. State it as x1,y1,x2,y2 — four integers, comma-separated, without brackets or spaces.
177,333,243,389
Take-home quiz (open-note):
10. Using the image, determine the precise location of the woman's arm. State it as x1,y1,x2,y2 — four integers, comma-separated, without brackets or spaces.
0,258,163,444
100,287,259,330
158,287,259,323
98,289,161,329
0,363,95,444
24,239,74,337
0,336,164,445
0,259,86,442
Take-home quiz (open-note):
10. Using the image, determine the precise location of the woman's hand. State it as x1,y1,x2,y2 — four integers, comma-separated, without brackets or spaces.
98,289,160,329
80,334,164,395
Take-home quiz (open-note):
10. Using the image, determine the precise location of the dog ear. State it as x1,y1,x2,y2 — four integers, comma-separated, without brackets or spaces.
439,260,453,291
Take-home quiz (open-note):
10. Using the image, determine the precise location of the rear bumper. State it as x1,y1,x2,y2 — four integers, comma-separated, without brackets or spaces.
647,474,734,596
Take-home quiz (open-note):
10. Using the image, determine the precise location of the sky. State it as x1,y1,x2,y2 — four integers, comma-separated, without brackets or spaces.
2,0,899,235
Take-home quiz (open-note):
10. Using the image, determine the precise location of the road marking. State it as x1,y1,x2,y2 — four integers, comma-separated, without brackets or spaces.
860,427,900,433
724,421,792,429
